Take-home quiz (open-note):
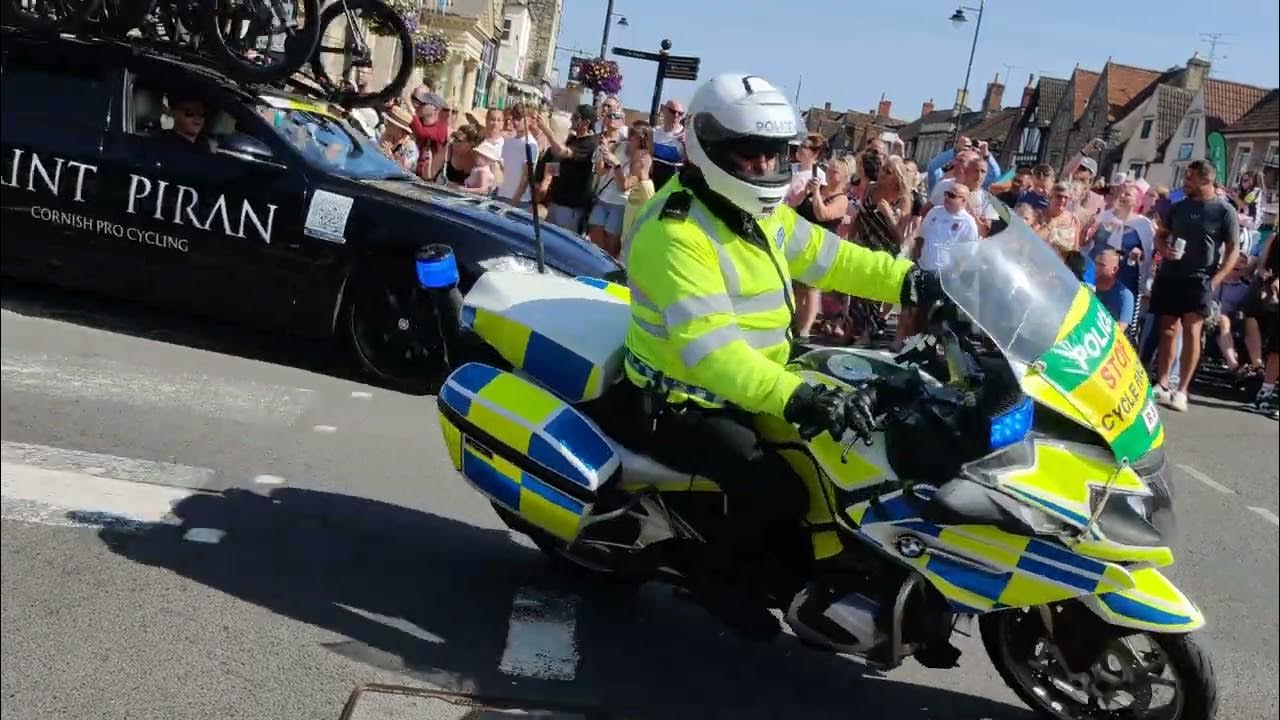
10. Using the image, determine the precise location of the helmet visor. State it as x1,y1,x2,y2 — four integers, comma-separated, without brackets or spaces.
694,112,793,188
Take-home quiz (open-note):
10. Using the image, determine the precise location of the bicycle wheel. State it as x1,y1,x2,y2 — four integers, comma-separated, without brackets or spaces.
3,0,100,32
198,0,320,83
308,0,412,108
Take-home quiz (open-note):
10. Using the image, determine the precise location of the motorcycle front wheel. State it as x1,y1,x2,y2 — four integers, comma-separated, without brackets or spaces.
981,606,1218,720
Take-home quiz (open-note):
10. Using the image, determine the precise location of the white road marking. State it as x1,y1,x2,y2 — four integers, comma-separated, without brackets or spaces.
1,351,311,423
1248,506,1280,527
498,587,580,681
1176,464,1236,495
253,474,286,486
350,391,373,399
183,527,225,544
334,604,445,644
1,463,197,532
312,425,338,433
1,441,215,489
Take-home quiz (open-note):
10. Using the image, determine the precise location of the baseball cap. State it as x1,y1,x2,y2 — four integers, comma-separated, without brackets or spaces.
573,104,595,121
1078,157,1098,176
411,87,445,108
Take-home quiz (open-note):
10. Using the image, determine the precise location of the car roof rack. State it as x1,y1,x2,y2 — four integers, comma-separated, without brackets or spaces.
2,27,275,105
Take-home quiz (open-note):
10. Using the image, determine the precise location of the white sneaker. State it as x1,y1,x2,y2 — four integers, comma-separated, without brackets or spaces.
1167,390,1189,412
1152,385,1173,403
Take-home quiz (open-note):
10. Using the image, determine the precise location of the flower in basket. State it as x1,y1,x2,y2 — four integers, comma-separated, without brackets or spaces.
371,0,420,36
580,58,622,95
413,30,448,67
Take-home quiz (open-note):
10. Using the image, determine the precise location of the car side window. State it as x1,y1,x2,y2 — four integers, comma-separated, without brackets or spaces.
0,59,112,152
127,78,272,156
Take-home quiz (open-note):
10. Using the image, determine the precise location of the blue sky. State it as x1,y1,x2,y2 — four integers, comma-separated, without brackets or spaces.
552,0,1280,121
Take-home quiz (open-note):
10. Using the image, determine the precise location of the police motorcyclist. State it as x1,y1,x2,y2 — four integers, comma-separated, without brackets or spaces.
622,74,940,640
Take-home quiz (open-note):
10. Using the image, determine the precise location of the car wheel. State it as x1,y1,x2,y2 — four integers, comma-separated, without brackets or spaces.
343,265,444,394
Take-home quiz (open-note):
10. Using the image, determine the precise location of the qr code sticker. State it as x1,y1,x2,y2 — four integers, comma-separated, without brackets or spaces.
304,189,354,243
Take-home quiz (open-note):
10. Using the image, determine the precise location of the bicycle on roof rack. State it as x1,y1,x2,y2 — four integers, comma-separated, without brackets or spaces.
2,0,412,105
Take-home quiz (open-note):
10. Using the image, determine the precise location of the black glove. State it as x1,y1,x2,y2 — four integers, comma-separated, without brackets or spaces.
784,382,879,442
900,266,945,310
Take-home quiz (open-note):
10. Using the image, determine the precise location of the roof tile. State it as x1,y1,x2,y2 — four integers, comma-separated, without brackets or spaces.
1223,88,1280,134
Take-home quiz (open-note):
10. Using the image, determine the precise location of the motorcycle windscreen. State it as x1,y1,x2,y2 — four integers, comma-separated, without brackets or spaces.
940,214,1163,462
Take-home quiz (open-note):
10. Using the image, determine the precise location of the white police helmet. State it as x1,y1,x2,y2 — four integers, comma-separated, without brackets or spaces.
685,74,798,217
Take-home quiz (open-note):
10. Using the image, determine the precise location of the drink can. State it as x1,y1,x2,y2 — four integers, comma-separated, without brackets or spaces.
1171,237,1186,260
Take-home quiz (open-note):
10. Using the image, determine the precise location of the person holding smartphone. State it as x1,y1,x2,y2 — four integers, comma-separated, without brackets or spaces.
587,106,631,256
535,105,599,233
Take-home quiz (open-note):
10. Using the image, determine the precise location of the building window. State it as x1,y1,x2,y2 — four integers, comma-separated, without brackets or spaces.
1267,142,1279,166
1020,126,1041,154
1178,143,1194,161
473,39,497,109
1049,151,1062,168
1139,119,1154,139
1183,116,1199,138
1129,162,1146,179
1231,143,1252,184
500,17,512,41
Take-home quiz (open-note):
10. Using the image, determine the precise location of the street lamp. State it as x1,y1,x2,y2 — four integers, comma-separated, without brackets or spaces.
599,0,628,58
949,0,984,143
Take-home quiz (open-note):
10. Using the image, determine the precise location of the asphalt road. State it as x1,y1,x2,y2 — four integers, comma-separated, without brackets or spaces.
2,280,1277,720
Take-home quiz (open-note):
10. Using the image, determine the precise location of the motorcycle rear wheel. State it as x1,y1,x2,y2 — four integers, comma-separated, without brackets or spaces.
981,607,1218,720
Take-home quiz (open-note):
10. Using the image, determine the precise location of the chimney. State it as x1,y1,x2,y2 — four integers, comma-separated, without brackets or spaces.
823,101,832,111
921,98,935,117
877,93,892,118
982,73,1005,114
1020,73,1036,108
1182,52,1210,93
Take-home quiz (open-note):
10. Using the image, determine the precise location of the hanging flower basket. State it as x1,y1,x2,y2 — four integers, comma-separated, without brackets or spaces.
579,58,622,95
413,29,448,67
370,0,420,37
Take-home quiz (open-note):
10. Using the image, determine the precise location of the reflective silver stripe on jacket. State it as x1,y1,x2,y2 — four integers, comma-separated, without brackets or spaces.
626,351,724,405
742,327,788,349
787,216,816,261
632,315,668,339
688,206,742,296
664,293,734,328
797,230,841,284
679,323,743,368
628,282,660,313
733,288,787,315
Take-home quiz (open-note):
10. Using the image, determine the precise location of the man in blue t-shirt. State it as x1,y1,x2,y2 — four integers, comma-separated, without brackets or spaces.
1094,249,1136,335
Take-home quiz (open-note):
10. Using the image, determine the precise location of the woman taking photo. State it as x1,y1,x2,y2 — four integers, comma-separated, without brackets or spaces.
792,154,854,341
438,124,484,187
619,121,656,257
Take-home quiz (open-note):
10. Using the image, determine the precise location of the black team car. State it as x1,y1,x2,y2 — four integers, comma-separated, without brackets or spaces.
1,31,623,389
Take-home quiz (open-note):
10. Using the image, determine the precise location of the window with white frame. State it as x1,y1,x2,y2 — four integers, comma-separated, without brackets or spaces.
1139,119,1154,139
1178,143,1194,161
1020,126,1040,153
1183,116,1199,138
1173,164,1185,186
1231,143,1252,184
500,17,512,41
1128,162,1146,179
1267,141,1279,166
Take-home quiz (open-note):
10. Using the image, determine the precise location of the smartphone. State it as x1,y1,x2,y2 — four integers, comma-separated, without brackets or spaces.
546,161,560,177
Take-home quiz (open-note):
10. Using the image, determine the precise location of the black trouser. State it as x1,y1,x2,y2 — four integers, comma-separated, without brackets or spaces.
642,402,811,595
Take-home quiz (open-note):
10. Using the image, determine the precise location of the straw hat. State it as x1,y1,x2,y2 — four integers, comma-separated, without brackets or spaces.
473,140,502,162
384,104,414,133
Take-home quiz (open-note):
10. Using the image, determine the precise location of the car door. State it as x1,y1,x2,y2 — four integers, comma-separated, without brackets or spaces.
97,68,313,330
0,44,117,289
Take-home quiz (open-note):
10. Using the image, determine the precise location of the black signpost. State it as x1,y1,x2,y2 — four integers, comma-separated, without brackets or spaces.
612,40,700,125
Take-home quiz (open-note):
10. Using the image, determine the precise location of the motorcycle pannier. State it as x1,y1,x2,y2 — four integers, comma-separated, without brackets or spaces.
437,362,621,543
459,271,631,403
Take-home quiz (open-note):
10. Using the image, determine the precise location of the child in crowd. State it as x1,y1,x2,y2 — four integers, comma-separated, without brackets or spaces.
461,141,501,196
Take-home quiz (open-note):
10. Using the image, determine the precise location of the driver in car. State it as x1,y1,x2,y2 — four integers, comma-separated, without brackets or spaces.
622,73,940,641
161,93,211,150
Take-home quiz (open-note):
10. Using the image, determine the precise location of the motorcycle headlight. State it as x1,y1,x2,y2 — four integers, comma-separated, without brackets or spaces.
478,255,571,277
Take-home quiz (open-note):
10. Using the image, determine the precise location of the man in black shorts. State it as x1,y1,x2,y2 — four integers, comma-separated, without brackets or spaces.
1151,160,1241,412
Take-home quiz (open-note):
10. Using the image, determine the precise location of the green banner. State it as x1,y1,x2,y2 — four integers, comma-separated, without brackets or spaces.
1207,132,1227,181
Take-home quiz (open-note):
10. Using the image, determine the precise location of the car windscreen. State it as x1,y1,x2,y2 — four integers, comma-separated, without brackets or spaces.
263,106,413,180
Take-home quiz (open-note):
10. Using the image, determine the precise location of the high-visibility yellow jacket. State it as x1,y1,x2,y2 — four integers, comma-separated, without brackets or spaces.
624,179,913,418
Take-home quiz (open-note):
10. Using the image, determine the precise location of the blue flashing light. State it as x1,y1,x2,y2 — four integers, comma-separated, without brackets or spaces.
416,244,459,289
989,396,1034,452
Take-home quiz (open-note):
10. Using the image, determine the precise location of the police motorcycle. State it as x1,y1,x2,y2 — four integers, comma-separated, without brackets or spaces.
418,202,1217,719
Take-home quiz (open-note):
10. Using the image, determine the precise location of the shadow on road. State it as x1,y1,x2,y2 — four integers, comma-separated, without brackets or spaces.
96,487,1031,720
1,278,358,384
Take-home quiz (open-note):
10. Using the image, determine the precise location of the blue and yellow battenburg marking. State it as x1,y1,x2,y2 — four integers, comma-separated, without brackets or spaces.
438,362,620,542
458,277,629,403
847,489,1199,629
